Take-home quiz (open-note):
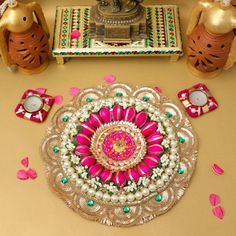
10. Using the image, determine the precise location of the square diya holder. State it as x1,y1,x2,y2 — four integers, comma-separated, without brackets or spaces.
52,5,183,64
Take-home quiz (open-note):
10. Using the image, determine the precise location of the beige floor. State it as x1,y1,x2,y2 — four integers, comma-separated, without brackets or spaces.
0,0,236,235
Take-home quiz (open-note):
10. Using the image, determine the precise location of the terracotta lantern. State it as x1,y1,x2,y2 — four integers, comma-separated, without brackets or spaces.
0,0,50,74
186,0,236,78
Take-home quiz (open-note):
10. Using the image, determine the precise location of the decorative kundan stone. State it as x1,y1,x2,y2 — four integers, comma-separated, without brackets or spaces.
41,83,198,227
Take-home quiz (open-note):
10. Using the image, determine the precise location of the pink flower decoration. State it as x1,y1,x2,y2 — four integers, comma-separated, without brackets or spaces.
27,168,37,180
147,144,164,155
112,171,126,186
137,163,151,176
146,132,163,145
81,122,96,136
89,164,103,177
143,155,159,168
154,86,162,93
212,164,224,175
75,145,91,156
35,88,46,94
123,107,136,122
80,156,96,168
71,30,81,39
99,107,111,123
135,112,148,128
209,194,220,206
76,133,91,146
126,169,140,182
100,169,113,183
89,114,103,128
69,87,80,97
141,121,158,137
16,169,29,180
54,95,63,105
104,74,116,84
212,206,225,220
112,105,124,121
21,157,29,168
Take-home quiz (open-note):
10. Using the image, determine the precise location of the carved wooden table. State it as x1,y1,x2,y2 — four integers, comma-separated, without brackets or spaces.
52,5,183,64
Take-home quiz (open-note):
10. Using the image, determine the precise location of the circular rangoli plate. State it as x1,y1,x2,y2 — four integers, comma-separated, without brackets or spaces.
41,83,198,227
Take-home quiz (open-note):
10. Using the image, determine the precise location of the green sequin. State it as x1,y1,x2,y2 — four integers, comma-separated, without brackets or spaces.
62,115,69,122
167,112,173,118
116,92,123,97
143,95,150,101
123,206,130,214
87,199,94,207
155,195,162,202
178,167,184,175
179,136,186,143
61,177,68,184
86,97,93,102
53,146,60,153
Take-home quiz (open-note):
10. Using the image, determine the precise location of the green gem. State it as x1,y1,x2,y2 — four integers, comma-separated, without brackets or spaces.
167,112,173,118
155,195,162,202
123,206,130,214
53,146,60,153
178,167,184,175
143,95,150,101
86,97,93,102
62,115,69,122
116,92,123,97
179,136,186,143
61,177,68,184
87,199,94,207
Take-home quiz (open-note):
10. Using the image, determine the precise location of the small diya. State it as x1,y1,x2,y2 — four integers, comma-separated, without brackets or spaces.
41,83,198,227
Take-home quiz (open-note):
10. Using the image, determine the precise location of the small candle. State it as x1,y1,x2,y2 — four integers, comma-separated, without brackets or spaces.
23,95,43,112
189,90,208,106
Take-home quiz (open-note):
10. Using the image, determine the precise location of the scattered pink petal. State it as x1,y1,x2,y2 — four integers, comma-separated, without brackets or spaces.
154,86,162,93
212,164,224,175
69,87,80,97
212,206,225,220
71,30,81,39
17,169,29,180
54,95,63,105
104,74,116,84
20,157,29,168
26,168,38,180
35,88,46,94
209,194,220,206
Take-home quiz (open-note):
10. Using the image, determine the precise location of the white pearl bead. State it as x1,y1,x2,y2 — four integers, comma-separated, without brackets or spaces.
148,107,155,113
166,127,174,134
171,141,178,147
76,179,83,187
67,167,74,175
61,148,68,155
81,184,89,193
88,188,96,196
149,184,157,192
111,195,119,203
119,195,127,203
135,191,143,200
157,179,164,188
166,168,173,176
63,161,70,167
64,128,70,134
71,116,77,122
103,193,111,202
171,148,177,154
170,155,177,161
61,141,67,147
71,173,78,181
169,161,176,169
163,121,170,127
95,191,103,200
162,174,169,182
142,188,150,197
127,193,135,202
168,134,175,140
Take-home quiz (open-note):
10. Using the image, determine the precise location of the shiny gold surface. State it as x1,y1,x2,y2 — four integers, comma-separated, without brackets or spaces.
0,0,235,235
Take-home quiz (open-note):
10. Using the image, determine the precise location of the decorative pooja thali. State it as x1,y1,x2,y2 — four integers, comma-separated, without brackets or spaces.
41,83,198,227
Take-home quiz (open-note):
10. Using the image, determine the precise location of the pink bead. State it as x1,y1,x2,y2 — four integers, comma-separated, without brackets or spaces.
123,107,136,122
143,155,159,168
89,114,103,128
147,144,164,155
112,171,127,186
141,121,158,137
99,107,112,123
26,168,37,180
146,132,164,145
100,169,113,183
89,164,103,177
212,164,224,175
75,145,91,156
81,122,96,136
76,133,91,146
126,169,140,182
137,163,151,176
135,112,148,128
80,156,96,167
112,105,124,121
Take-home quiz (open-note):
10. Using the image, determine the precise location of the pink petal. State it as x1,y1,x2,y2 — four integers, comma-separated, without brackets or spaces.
104,74,116,84
20,157,29,168
71,30,81,39
154,86,162,93
212,206,225,220
69,87,80,97
212,164,224,175
35,88,46,94
17,169,29,180
209,194,220,206
26,168,38,180
54,95,63,105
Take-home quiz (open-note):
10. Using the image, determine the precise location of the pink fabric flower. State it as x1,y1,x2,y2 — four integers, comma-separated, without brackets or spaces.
104,74,116,84
69,87,80,97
